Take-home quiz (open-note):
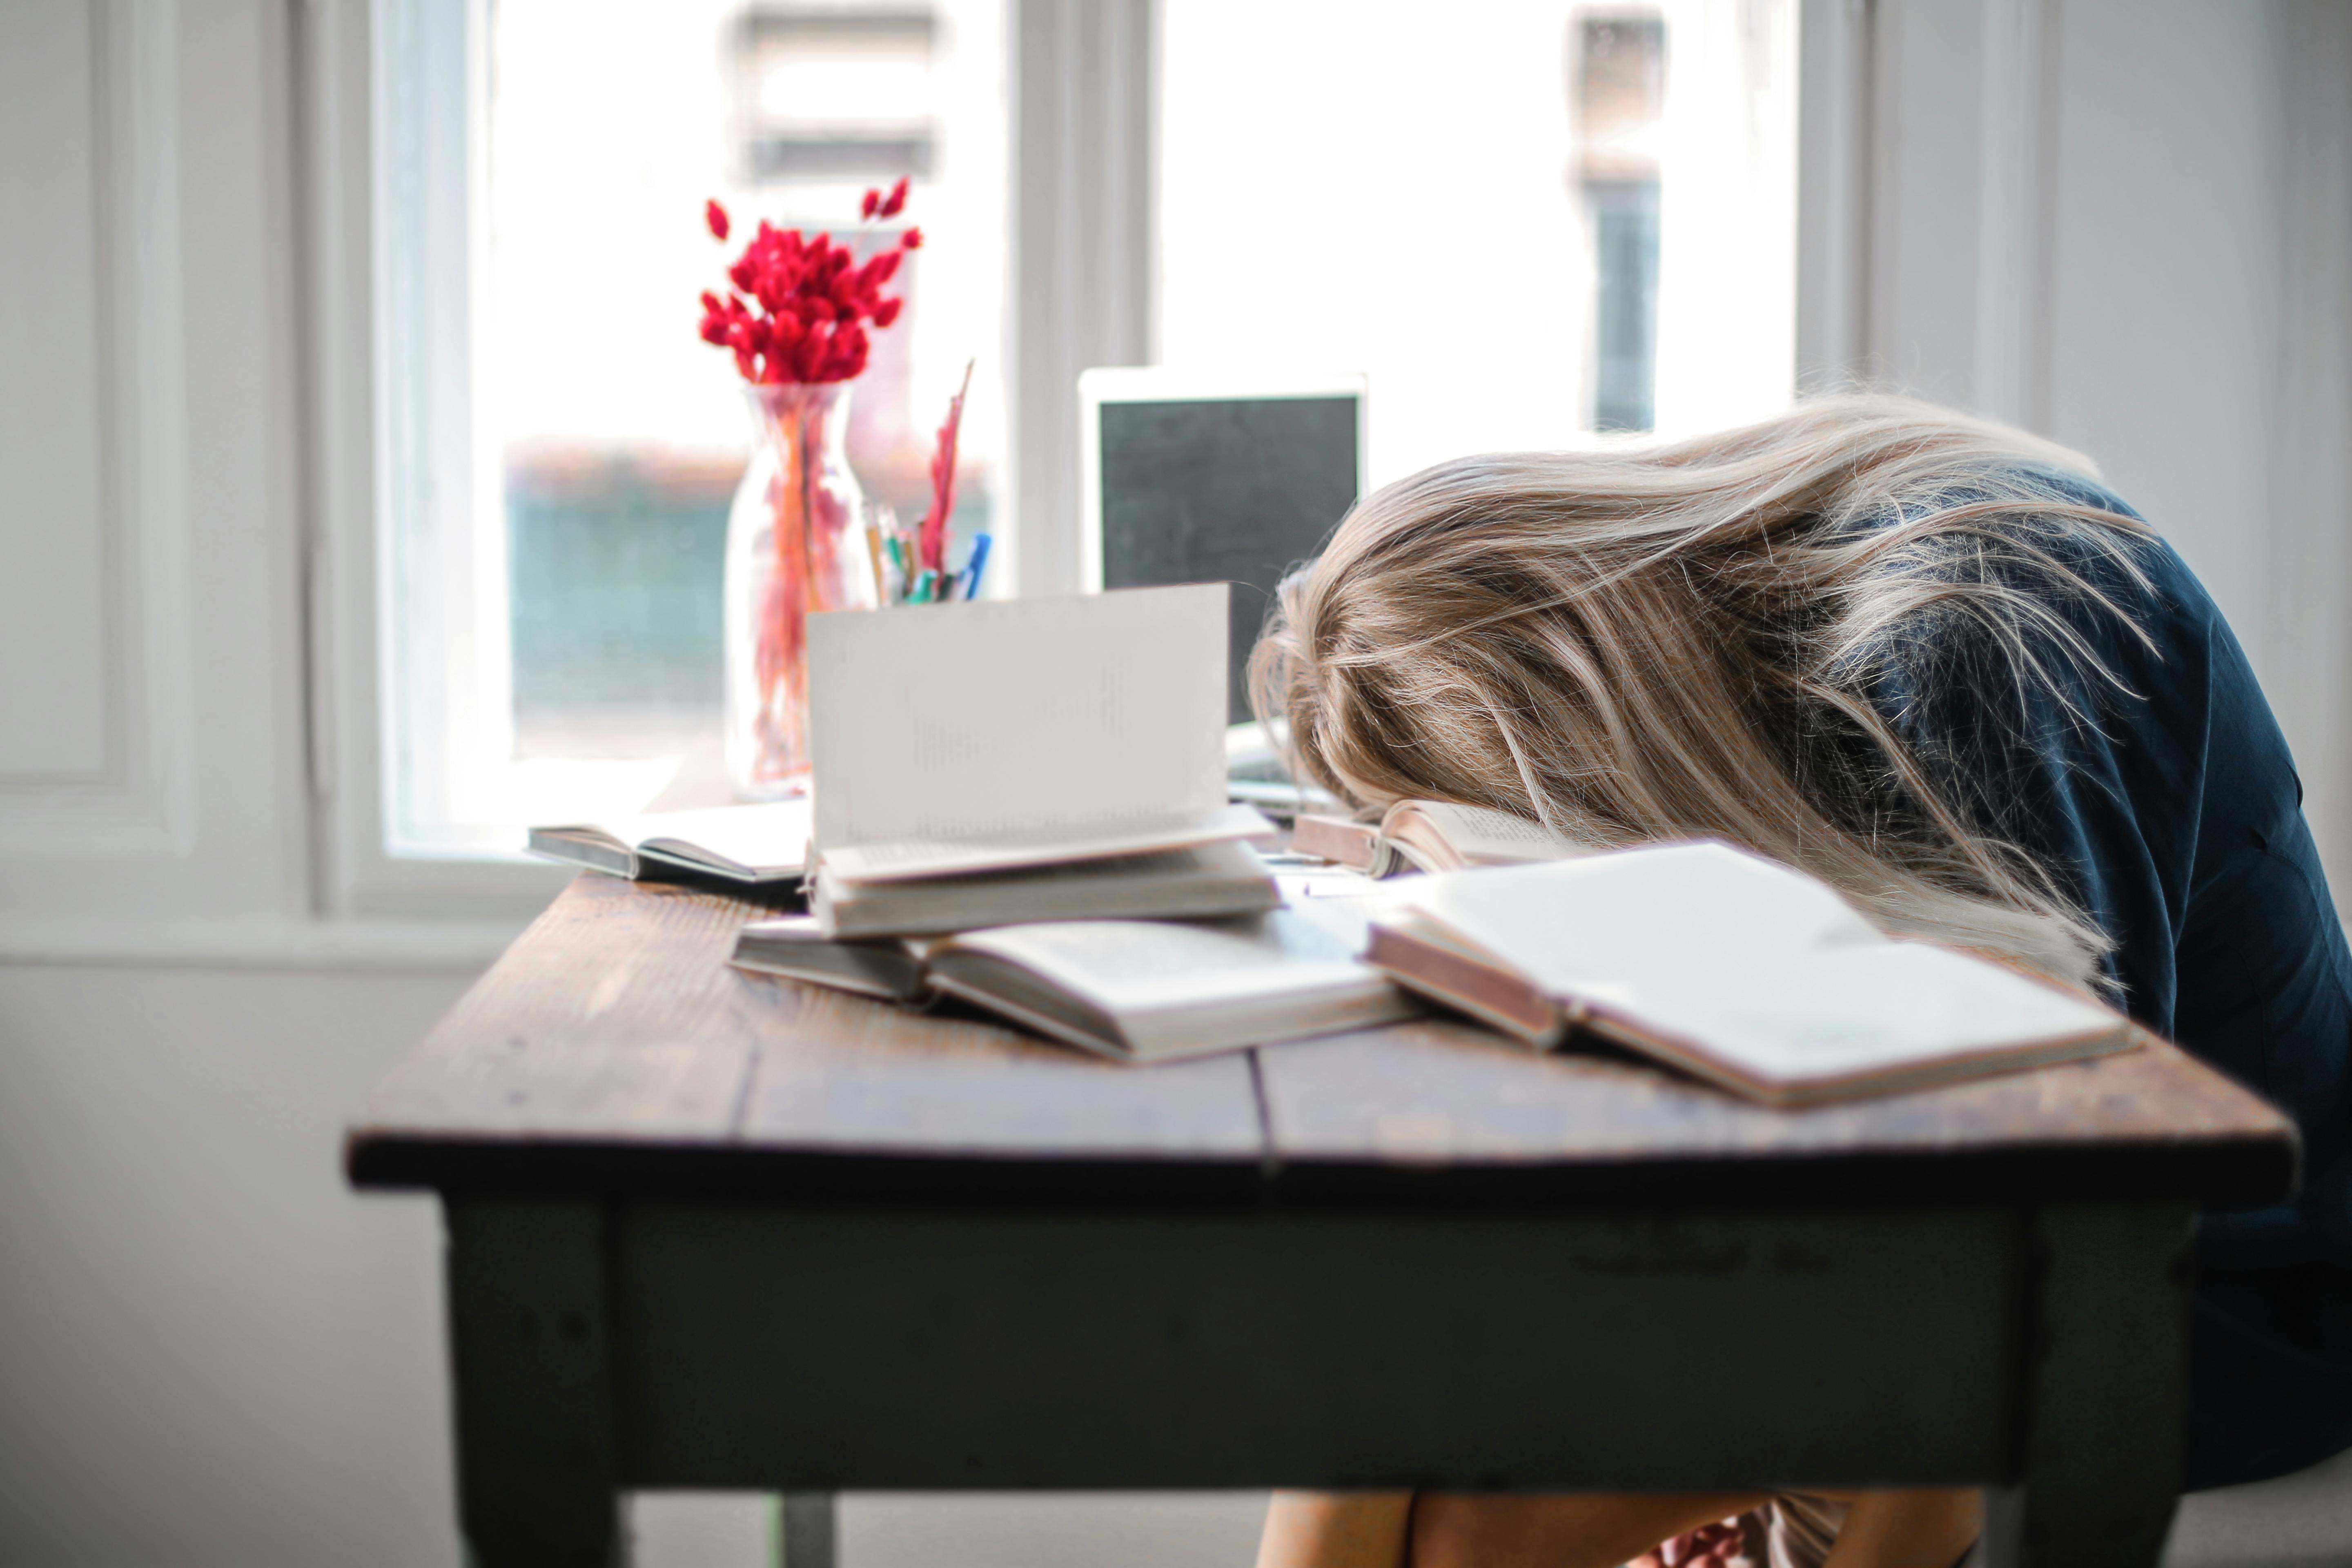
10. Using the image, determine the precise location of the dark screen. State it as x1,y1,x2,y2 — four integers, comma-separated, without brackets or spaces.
1098,396,1360,722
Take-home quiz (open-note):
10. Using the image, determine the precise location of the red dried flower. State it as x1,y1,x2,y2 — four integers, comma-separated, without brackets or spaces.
696,187,923,385
705,199,730,241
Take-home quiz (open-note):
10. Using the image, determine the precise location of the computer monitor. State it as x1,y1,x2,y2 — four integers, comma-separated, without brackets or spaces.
1080,368,1367,723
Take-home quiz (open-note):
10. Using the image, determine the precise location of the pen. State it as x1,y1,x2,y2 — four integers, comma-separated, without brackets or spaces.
883,534,908,601
911,568,938,604
959,532,993,601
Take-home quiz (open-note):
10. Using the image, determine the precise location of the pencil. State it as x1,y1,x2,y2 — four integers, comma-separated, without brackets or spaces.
865,525,891,605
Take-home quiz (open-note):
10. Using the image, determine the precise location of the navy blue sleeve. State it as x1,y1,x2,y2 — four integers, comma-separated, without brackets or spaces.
1856,470,2352,1486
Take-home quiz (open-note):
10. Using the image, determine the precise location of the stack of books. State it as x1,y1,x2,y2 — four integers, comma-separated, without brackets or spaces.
534,584,1422,1063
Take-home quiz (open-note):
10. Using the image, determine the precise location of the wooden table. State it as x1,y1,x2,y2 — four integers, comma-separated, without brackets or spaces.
346,875,2299,1568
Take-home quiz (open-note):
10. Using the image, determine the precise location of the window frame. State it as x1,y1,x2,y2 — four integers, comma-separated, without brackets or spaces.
301,0,1149,917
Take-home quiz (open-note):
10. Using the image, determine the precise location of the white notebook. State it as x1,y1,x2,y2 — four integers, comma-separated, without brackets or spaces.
1370,841,2135,1104
807,584,1273,884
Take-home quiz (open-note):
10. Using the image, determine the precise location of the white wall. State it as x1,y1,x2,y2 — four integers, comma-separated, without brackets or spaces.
1,1,2347,1565
1810,0,2352,879
0,964,467,1566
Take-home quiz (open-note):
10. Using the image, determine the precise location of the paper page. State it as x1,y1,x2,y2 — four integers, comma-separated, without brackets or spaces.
818,801,1270,884
1402,801,1585,864
1402,842,1883,1000
806,584,1230,856
1615,943,2124,1086
944,899,1377,1014
1401,842,2121,1085
624,800,813,873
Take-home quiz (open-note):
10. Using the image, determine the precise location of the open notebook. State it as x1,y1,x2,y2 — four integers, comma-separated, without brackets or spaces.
1368,841,2135,1105
1293,799,1585,877
801,584,1274,935
526,800,812,887
733,892,1418,1060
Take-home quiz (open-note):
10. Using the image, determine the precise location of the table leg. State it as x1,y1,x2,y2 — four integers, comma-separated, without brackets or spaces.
446,1200,627,1568
782,1493,836,1568
1983,1204,2194,1568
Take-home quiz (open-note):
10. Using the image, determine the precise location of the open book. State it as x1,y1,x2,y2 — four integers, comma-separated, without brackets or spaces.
733,894,1419,1061
1368,841,2134,1105
526,800,812,888
1293,799,1585,876
802,584,1275,932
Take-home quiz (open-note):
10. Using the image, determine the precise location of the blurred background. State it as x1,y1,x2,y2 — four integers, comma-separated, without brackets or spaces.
2,0,2349,1562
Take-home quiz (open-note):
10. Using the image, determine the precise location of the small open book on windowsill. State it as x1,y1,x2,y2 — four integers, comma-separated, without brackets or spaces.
526,799,813,889
802,583,1278,937
1368,840,2136,1105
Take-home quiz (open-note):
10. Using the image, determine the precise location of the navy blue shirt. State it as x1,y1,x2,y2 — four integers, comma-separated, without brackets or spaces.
1856,469,2352,1490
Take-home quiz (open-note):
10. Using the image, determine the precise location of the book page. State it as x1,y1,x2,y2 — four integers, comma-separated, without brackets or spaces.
625,800,813,874
1404,841,1882,998
942,898,1379,1014
1388,800,1584,868
1402,842,2123,1089
806,585,1231,861
1615,942,2123,1087
819,802,1270,884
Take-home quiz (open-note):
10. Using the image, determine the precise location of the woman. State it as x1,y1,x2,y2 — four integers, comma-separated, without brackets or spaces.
1247,396,2352,1568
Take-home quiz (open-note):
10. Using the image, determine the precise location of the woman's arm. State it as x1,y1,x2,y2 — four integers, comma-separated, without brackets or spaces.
1256,1492,1414,1568
1821,1488,1982,1568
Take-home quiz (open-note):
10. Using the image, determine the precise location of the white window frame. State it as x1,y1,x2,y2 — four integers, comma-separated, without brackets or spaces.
298,0,1151,918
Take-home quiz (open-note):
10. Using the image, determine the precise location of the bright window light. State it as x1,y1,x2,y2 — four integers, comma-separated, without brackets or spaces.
375,0,1007,855
1156,0,1797,489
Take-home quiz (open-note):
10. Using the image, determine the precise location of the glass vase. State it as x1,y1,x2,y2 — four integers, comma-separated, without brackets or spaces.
724,381,877,798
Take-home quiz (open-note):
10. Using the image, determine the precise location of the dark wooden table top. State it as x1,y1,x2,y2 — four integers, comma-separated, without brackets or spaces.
346,875,2300,1210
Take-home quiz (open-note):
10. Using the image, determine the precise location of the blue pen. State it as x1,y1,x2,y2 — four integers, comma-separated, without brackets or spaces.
958,532,993,601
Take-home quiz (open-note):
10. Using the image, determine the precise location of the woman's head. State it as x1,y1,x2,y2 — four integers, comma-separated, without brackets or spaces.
1251,394,2152,984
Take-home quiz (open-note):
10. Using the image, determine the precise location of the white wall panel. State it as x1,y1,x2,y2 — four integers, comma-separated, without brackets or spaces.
0,962,470,1568
0,0,325,930
2263,2,2352,878
0,0,201,865
0,1,116,778
1806,0,2352,885
2043,0,2281,635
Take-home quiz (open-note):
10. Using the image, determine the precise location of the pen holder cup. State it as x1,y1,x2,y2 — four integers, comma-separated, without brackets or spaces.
724,381,877,799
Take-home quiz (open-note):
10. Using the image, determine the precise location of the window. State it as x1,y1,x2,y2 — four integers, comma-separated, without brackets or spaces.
1157,0,1795,483
375,0,1006,855
1578,15,1666,431
374,0,1788,860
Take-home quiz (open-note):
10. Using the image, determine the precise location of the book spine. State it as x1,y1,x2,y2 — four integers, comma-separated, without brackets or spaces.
1363,924,1565,1047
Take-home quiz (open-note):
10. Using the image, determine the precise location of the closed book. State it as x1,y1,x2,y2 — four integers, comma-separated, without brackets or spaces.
811,840,1278,939
730,915,932,1004
1367,840,2136,1106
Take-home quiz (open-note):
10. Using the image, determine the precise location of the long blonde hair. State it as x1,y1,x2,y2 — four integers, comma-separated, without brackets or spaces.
1250,394,2157,986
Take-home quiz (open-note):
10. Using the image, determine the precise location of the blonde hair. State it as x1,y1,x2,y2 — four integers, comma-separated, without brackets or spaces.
1250,394,2158,987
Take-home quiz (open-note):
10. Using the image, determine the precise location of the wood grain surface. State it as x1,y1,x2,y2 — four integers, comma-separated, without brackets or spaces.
1254,1020,2298,1207
347,875,2298,1207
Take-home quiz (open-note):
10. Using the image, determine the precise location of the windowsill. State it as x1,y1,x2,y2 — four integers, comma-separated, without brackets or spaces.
388,755,685,862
